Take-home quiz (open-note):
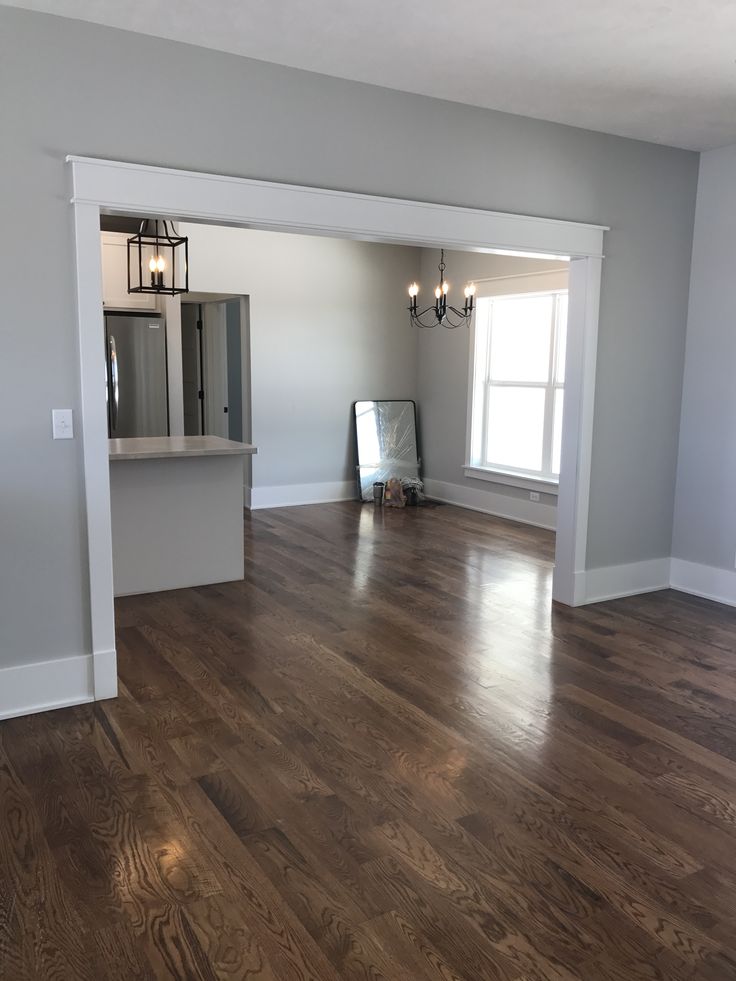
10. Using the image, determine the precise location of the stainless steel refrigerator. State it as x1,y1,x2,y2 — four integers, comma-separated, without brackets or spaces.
105,313,169,438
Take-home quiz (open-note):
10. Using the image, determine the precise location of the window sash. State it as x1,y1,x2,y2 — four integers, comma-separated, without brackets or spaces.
470,290,567,481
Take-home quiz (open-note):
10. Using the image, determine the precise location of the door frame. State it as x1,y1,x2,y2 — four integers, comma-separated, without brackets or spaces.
68,155,606,701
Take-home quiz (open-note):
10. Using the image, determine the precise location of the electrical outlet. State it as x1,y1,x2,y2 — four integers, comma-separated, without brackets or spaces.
52,409,74,440
529,491,540,502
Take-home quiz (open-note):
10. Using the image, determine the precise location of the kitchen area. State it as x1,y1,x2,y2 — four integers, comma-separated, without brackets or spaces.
101,219,256,596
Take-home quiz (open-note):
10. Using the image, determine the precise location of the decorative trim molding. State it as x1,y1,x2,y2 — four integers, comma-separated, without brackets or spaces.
68,156,607,259
0,654,95,722
463,466,560,496
670,558,736,608
249,480,356,510
582,558,671,604
423,478,557,531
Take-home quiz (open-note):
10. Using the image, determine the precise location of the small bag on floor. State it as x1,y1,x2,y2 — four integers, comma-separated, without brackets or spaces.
384,477,406,508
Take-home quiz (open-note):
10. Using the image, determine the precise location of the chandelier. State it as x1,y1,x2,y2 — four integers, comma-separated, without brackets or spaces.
408,250,475,328
127,219,189,296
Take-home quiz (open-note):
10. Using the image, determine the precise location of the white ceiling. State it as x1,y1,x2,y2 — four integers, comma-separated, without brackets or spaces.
6,0,736,151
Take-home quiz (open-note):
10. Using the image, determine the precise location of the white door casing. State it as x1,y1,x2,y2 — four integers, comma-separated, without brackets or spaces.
68,156,607,700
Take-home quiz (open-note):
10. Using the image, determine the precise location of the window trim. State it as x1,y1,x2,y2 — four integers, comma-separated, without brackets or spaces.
464,271,569,490
462,465,560,496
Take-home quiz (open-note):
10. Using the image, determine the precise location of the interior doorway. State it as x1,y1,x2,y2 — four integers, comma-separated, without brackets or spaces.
180,295,246,440
69,155,606,703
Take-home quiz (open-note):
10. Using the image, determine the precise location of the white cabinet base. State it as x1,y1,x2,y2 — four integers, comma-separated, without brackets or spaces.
110,454,245,596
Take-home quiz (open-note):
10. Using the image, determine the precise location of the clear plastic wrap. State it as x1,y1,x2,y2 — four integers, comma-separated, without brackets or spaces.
354,400,421,502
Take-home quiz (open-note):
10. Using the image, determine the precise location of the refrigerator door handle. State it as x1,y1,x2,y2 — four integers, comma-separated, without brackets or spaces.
109,334,119,430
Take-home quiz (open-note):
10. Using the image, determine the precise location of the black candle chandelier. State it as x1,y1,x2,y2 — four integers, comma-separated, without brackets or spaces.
408,249,475,328
127,219,189,296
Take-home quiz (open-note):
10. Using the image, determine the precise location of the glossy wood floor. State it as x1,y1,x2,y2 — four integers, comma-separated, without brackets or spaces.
3,503,736,979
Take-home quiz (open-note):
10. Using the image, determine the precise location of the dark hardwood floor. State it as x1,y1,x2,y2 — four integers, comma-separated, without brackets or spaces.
2,502,736,979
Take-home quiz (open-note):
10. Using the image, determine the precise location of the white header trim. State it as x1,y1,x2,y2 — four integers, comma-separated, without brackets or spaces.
67,156,607,259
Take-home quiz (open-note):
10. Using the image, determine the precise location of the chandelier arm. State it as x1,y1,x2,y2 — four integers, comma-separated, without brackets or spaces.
443,310,470,329
409,307,470,329
410,309,440,328
412,304,442,319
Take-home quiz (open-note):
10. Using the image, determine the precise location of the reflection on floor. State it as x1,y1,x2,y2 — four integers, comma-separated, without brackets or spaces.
2,502,736,979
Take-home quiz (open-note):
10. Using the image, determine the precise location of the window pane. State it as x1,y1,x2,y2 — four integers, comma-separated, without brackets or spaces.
489,295,552,382
556,293,568,383
552,388,564,475
486,386,545,472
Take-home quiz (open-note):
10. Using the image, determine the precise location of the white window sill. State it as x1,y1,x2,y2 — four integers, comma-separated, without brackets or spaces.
463,465,559,497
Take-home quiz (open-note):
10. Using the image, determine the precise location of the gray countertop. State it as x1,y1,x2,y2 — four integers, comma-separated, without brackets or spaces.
109,436,258,461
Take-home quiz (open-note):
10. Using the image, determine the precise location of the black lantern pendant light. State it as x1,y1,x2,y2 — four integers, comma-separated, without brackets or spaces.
408,249,475,328
127,219,189,296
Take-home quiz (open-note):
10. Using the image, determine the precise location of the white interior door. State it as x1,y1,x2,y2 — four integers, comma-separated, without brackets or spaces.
202,301,229,437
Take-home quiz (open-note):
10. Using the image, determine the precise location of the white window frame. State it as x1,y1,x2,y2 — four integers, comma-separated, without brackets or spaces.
464,270,569,495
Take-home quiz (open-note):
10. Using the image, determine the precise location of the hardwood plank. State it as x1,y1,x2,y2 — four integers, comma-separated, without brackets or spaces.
2,502,736,978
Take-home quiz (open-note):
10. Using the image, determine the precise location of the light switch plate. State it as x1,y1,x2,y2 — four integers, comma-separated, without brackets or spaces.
52,409,74,440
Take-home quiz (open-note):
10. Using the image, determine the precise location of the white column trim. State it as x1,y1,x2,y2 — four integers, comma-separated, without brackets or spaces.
552,256,602,605
72,201,118,701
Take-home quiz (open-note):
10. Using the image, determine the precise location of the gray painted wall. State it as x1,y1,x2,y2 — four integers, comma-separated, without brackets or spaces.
672,145,736,570
416,251,568,515
0,6,698,669
181,224,420,488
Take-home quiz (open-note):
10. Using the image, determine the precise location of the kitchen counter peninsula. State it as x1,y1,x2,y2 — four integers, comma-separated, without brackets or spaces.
109,436,257,596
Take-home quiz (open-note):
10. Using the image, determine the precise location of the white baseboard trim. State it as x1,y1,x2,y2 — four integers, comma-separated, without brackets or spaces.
249,480,356,509
582,558,671,604
423,478,556,531
0,653,95,721
670,558,736,608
